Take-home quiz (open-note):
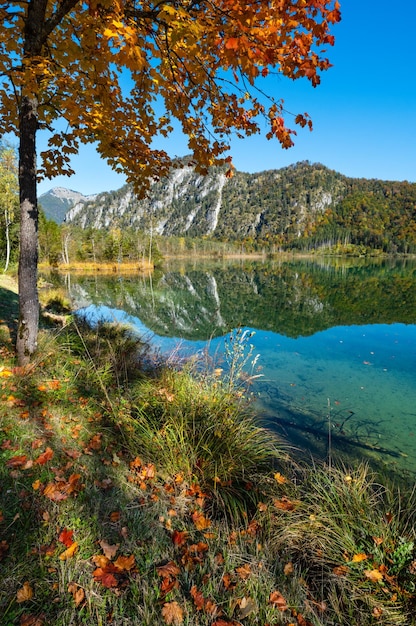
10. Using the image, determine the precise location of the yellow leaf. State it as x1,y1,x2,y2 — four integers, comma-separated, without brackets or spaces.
59,541,79,560
364,569,383,583
16,581,34,603
352,553,368,562
274,472,287,484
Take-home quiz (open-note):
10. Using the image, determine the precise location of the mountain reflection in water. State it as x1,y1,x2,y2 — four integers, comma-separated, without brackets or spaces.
54,257,416,478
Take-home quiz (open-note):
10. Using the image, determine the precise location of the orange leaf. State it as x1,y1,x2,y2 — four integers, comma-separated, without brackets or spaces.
67,582,85,607
129,456,142,469
273,496,298,511
114,554,135,571
351,552,368,563
6,454,28,468
372,607,383,618
156,561,181,578
222,572,235,591
91,554,110,568
42,482,68,502
191,510,211,530
236,563,251,580
333,565,349,576
161,601,184,625
58,528,74,548
16,581,34,603
191,585,205,610
34,447,54,465
225,38,239,50
269,590,288,611
160,577,178,595
87,433,102,450
59,541,79,560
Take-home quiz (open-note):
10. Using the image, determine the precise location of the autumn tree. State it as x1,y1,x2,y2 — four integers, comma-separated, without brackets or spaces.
0,0,341,363
0,143,19,272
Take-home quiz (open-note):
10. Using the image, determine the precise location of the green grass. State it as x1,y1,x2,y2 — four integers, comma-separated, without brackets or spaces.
1,273,416,625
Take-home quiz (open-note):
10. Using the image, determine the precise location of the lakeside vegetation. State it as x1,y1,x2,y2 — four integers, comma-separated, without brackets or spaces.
1,273,416,625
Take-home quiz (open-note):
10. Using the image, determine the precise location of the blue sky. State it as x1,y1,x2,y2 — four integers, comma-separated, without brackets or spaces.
37,0,416,195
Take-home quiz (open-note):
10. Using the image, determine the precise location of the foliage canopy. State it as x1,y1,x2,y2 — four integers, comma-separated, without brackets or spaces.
1,0,340,191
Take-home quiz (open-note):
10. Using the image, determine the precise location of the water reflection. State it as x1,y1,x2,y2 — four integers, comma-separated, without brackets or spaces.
62,257,416,341
46,258,416,478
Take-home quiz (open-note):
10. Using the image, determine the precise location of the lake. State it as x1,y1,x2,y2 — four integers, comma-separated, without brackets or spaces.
50,257,416,479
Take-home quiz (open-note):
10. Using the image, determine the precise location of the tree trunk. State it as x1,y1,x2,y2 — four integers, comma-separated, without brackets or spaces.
4,208,10,272
16,94,39,365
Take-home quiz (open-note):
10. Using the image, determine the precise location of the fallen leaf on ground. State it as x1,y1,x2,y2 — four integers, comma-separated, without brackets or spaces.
67,582,85,606
59,541,79,560
93,567,119,588
92,554,110,568
238,596,257,618
6,454,28,468
171,530,188,546
351,552,368,563
161,601,184,625
191,585,205,610
269,590,288,611
273,496,298,511
236,563,252,580
99,539,119,559
274,472,287,484
364,569,383,583
114,554,135,571
34,447,54,465
58,528,74,547
156,561,181,578
16,581,34,603
191,510,211,530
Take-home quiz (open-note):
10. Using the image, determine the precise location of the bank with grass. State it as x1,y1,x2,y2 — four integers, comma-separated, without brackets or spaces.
1,273,416,625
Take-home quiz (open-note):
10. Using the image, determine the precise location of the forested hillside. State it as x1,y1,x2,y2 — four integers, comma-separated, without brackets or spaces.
59,161,416,253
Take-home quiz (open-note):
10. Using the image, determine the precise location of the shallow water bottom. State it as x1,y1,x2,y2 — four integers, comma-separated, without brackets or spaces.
253,324,416,478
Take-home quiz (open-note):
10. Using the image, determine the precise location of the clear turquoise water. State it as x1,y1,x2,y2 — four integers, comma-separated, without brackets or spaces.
65,258,416,477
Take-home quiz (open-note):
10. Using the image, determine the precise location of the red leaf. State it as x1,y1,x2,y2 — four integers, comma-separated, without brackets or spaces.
93,563,120,587
58,528,74,547
172,530,188,547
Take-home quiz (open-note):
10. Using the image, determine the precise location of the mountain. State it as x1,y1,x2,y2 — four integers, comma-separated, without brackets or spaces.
64,161,345,237
47,161,416,252
39,187,95,224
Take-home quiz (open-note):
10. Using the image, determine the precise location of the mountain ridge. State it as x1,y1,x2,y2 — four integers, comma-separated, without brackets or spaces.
39,161,416,252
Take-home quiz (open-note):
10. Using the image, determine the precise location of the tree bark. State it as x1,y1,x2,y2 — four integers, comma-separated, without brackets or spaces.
16,94,39,365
